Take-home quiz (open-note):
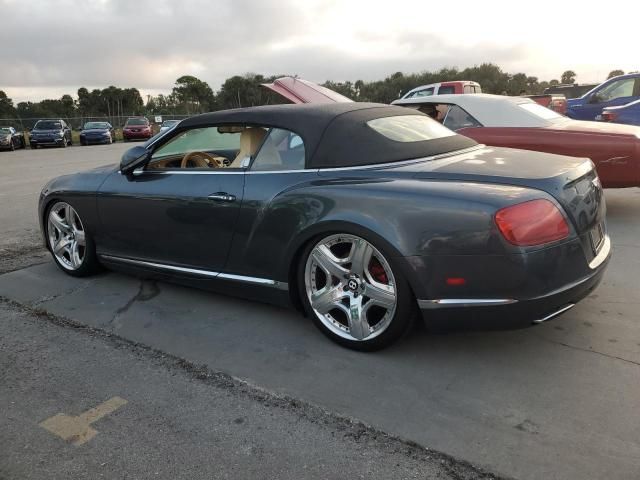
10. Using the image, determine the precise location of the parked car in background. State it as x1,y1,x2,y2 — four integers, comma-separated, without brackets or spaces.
392,94,640,188
39,102,610,350
0,126,26,151
159,119,181,134
122,117,153,141
566,73,640,121
29,119,72,148
79,121,115,145
598,98,640,126
544,83,598,99
400,81,481,99
526,94,567,114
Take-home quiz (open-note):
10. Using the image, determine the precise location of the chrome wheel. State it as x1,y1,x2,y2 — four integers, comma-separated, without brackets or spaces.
304,234,397,341
47,202,86,271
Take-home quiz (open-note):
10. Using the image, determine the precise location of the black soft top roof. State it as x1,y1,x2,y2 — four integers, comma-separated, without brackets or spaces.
181,102,477,168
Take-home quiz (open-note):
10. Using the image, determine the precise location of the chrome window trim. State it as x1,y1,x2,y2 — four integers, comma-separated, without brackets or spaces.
132,168,245,176
99,254,288,290
132,168,316,176
316,145,484,172
417,298,517,309
127,146,484,176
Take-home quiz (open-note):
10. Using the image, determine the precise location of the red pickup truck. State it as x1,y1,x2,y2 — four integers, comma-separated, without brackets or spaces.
526,94,567,114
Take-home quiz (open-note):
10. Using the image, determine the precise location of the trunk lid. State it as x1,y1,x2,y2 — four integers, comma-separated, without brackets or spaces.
395,146,605,238
548,118,640,136
261,77,353,104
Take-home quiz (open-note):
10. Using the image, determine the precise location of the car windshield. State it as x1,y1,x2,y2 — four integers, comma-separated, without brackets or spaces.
34,121,62,130
84,122,109,129
126,118,148,126
367,115,455,142
518,103,564,121
0,128,11,134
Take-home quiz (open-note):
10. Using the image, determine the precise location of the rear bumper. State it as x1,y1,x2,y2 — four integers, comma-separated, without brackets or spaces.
415,236,611,331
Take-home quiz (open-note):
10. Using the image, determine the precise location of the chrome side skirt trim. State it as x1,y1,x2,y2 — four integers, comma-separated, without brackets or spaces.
417,298,517,309
100,255,220,277
533,304,575,324
589,235,611,270
218,272,288,290
99,254,288,290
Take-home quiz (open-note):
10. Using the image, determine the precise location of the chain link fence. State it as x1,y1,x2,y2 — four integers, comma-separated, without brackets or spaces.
0,114,191,131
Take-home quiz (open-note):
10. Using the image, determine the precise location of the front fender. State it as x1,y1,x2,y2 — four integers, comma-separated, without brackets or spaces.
38,165,115,248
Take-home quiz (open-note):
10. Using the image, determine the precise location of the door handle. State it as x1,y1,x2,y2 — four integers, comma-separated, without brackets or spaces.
207,193,236,202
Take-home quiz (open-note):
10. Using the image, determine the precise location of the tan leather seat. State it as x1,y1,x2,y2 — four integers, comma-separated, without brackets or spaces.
229,128,267,168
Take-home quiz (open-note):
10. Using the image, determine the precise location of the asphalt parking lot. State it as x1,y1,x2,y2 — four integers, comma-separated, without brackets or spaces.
1,144,639,480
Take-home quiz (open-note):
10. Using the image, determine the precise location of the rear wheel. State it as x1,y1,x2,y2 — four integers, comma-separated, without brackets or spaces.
299,233,414,351
46,201,101,277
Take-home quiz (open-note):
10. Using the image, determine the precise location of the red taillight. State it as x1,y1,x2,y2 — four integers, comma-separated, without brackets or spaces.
601,111,618,122
495,199,569,246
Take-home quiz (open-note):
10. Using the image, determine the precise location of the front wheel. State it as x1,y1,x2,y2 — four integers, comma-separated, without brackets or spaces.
299,233,414,351
46,201,101,277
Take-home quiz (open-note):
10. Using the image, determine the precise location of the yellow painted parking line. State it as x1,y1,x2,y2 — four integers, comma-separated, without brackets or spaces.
39,396,128,446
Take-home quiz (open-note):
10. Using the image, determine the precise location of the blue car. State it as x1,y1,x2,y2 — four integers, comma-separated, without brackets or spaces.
566,73,640,123
79,121,115,145
598,98,640,126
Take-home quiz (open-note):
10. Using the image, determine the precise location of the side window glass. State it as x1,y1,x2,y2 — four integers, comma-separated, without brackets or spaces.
148,126,242,169
443,105,482,131
595,79,634,102
414,88,434,98
251,128,305,172
439,86,455,95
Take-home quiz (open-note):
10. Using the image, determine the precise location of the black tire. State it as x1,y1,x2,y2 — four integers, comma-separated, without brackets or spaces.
45,201,102,278
297,232,415,351
31,143,37,149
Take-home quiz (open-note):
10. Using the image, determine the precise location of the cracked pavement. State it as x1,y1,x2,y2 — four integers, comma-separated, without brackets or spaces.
1,145,639,480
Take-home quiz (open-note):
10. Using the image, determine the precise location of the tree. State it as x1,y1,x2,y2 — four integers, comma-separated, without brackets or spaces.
216,74,287,109
172,75,215,114
607,70,625,79
0,90,16,118
561,70,576,84
507,73,528,95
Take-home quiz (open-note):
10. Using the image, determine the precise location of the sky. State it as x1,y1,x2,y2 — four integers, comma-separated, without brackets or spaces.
1,0,639,103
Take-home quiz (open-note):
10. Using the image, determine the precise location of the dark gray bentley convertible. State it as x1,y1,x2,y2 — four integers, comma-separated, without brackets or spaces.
39,103,611,350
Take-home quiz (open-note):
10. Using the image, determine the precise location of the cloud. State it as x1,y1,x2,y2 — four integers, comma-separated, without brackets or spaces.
1,0,638,102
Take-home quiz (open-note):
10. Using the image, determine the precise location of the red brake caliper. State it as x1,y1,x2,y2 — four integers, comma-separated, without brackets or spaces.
368,257,388,284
